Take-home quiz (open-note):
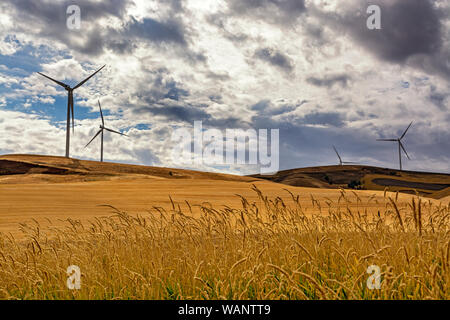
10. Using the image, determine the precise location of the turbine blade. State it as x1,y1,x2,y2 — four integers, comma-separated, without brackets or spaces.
85,129,103,148
399,141,410,160
104,127,127,136
400,121,413,140
332,145,342,162
73,65,106,90
377,139,397,141
98,100,104,125
38,72,68,89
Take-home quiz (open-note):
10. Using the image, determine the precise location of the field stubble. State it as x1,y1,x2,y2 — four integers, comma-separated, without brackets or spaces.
0,185,449,300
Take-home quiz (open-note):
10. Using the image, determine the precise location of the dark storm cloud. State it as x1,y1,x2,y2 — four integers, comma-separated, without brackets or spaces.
134,105,210,123
127,69,243,127
302,111,345,127
105,39,136,55
4,0,131,55
3,0,205,60
205,117,250,129
346,0,441,62
134,71,190,104
328,0,450,79
124,17,187,45
105,15,206,62
251,101,346,128
7,0,128,23
206,0,307,49
231,0,306,13
133,104,248,129
254,48,294,73
251,100,297,116
164,82,189,101
251,100,271,111
306,74,351,88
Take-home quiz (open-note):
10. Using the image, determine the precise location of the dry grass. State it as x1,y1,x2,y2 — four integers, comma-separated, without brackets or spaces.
0,185,449,300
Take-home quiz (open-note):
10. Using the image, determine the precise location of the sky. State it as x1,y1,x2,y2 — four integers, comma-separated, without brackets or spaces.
0,0,449,175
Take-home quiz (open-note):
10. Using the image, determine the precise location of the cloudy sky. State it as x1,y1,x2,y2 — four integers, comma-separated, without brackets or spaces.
0,0,449,174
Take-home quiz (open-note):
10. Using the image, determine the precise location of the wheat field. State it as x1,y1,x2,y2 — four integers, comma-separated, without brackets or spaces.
0,185,449,300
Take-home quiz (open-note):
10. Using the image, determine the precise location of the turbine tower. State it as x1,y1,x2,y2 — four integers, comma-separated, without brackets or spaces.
377,122,412,171
333,145,356,166
38,65,106,158
85,100,127,162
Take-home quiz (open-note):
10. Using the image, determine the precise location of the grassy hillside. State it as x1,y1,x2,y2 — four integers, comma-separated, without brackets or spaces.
251,165,450,199
0,154,257,184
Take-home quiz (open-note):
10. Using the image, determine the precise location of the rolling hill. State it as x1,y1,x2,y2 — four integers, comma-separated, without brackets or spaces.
0,154,257,184
251,165,450,199
0,155,448,239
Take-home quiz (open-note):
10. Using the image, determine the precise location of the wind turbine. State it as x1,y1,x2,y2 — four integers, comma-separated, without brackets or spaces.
85,100,127,162
38,65,106,158
333,145,356,166
377,122,412,171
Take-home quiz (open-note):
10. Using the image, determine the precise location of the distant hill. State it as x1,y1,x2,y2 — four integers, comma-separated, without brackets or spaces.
0,154,257,184
250,165,450,199
1,155,449,200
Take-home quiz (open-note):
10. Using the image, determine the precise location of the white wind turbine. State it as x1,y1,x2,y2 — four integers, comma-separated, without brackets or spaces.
333,145,356,166
85,100,127,162
377,122,412,171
